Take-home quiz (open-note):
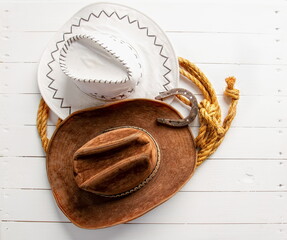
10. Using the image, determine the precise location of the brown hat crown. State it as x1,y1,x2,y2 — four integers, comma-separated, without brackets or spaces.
73,127,160,197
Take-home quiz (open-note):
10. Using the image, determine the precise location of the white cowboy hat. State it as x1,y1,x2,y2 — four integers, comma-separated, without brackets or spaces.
38,2,179,119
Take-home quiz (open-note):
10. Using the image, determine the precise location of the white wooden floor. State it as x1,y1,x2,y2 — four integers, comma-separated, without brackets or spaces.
1,0,287,239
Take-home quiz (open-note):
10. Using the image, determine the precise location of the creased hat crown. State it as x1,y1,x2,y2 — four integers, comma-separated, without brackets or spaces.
73,127,160,197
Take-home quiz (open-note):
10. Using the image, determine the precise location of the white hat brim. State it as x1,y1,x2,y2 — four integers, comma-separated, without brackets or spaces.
38,3,179,119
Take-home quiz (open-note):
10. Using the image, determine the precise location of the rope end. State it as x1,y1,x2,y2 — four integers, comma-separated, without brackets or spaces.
225,76,236,89
224,76,239,100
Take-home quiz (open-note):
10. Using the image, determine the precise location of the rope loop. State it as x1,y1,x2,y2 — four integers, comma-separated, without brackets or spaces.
199,100,225,136
37,57,239,168
36,98,49,152
177,58,239,166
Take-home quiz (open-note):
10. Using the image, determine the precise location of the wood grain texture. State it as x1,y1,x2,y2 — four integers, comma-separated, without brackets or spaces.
1,94,286,127
1,126,285,158
1,63,286,96
2,190,287,223
0,0,287,239
1,157,286,192
0,31,285,64
0,1,285,33
2,222,286,240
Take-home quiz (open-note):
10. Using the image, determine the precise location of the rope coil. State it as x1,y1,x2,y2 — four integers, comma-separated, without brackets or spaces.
37,57,239,167
178,58,239,166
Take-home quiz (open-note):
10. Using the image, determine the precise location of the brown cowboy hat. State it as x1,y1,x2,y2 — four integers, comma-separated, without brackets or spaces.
47,97,197,229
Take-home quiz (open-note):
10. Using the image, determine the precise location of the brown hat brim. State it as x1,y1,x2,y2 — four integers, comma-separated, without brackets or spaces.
47,99,197,229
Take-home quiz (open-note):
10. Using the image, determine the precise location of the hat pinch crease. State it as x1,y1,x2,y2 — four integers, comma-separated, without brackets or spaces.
95,126,161,198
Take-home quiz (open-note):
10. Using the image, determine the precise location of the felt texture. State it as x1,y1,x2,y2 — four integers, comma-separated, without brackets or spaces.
73,127,159,196
47,99,196,229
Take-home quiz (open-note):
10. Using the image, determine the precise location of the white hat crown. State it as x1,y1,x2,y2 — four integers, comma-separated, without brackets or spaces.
59,34,142,100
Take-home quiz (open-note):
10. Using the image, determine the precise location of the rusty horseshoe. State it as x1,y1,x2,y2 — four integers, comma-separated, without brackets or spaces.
155,88,198,127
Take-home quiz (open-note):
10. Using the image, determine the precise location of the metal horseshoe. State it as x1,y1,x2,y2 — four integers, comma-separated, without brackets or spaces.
155,88,198,127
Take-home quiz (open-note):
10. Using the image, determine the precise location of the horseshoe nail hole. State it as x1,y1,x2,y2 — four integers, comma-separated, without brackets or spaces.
275,28,280,31
278,119,282,123
275,39,280,42
279,130,283,134
279,152,283,155
276,57,281,60
278,89,282,93
274,10,279,14
279,184,284,188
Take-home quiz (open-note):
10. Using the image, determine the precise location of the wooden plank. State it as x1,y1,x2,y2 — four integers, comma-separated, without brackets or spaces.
185,159,287,192
2,190,287,223
0,94,41,126
170,32,285,65
195,64,287,97
0,31,52,63
0,125,48,157
1,63,286,97
1,157,286,192
0,126,285,158
0,94,286,127
211,127,286,159
0,31,285,64
0,1,284,33
0,157,49,189
1,222,287,240
0,63,40,94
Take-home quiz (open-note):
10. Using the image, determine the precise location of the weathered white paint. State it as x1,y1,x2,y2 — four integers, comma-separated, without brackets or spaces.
1,157,286,192
2,190,287,223
2,222,286,240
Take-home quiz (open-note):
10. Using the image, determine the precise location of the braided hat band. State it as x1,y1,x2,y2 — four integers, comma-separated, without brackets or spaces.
37,58,239,167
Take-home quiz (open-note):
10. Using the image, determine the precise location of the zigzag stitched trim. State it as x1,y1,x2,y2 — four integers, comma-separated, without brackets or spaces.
46,10,172,115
